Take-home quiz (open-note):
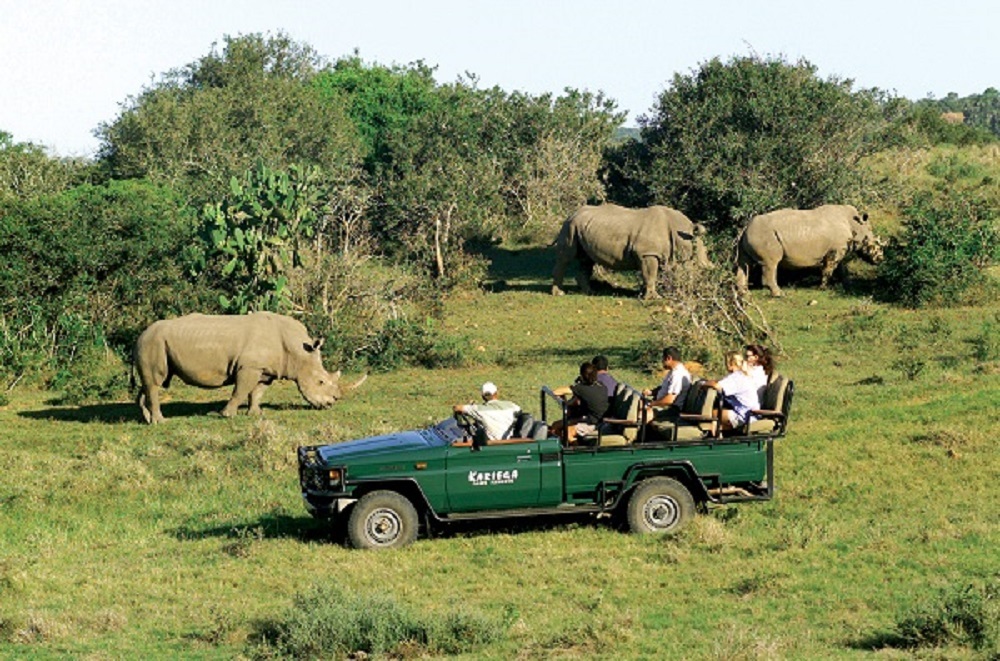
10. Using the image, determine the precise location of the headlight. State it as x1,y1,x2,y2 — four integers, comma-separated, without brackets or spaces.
328,468,343,488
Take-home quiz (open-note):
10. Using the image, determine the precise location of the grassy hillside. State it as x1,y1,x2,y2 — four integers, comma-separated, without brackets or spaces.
1,252,997,659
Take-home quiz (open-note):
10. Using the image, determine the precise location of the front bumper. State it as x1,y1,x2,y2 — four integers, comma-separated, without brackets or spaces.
298,446,351,516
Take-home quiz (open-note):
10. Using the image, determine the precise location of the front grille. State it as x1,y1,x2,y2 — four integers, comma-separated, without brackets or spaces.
299,446,323,469
299,447,328,492
300,466,328,492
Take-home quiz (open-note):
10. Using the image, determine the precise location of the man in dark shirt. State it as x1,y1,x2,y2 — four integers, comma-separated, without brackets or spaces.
592,354,618,398
553,363,610,425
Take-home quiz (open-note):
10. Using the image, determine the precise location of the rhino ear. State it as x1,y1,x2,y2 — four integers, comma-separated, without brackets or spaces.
303,338,324,353
861,213,869,223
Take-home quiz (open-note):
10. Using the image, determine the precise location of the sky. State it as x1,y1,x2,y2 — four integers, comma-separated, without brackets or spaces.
1,0,997,157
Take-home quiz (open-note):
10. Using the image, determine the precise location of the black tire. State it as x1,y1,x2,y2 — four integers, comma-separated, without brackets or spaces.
346,491,419,550
626,477,695,535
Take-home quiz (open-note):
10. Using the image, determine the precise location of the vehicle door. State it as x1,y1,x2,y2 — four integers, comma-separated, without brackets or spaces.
445,440,548,512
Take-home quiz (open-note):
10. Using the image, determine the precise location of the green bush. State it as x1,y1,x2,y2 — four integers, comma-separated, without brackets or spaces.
0,179,209,385
892,582,999,654
364,317,474,372
970,316,1000,363
627,54,890,231
292,250,465,371
876,192,999,307
50,345,131,406
250,584,507,658
885,104,997,148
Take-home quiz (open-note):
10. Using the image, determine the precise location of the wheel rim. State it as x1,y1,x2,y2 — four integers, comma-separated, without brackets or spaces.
643,495,680,530
365,507,403,545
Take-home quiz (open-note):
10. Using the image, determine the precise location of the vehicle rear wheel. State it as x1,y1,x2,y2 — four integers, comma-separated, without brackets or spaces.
626,477,695,535
347,491,419,550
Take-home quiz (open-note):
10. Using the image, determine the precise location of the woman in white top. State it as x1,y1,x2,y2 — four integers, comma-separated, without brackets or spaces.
702,352,760,430
744,344,769,390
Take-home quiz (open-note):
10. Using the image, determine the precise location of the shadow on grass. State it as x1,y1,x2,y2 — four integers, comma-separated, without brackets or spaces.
520,343,658,374
171,510,606,548
480,245,552,292
17,400,315,424
429,511,604,543
170,513,336,544
480,244,642,298
739,266,880,300
846,631,911,653
19,401,224,424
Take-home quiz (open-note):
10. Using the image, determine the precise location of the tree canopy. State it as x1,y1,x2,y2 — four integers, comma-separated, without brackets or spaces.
609,56,893,232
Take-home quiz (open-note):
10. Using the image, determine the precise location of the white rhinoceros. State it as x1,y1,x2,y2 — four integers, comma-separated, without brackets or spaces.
736,204,884,297
133,312,362,424
551,203,712,299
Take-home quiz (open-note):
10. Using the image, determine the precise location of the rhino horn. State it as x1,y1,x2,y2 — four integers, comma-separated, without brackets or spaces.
348,373,369,391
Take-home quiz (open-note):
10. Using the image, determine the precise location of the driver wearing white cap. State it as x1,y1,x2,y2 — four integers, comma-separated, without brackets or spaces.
453,382,521,441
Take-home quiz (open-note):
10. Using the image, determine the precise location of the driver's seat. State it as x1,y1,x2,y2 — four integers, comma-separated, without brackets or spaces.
507,411,535,439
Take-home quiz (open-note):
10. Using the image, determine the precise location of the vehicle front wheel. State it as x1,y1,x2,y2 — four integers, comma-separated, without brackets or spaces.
626,477,695,535
346,490,419,550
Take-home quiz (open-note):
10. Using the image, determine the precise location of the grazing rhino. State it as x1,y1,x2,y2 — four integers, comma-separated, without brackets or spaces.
133,312,363,424
736,204,884,297
551,203,712,299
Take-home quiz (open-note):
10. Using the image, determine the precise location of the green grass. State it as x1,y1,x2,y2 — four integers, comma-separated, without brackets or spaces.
1,255,998,659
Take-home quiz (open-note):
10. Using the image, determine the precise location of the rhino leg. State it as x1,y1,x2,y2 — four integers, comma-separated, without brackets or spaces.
640,255,660,299
820,249,846,288
762,260,783,297
551,246,573,296
139,385,166,424
735,262,750,292
137,391,152,424
221,368,264,417
247,381,271,415
575,256,594,295
735,249,752,292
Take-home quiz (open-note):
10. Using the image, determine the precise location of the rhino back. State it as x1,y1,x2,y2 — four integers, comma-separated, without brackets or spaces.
745,206,854,267
573,204,673,267
138,313,311,386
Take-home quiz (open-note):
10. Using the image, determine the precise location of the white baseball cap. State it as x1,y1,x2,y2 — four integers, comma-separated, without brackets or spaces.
481,381,498,395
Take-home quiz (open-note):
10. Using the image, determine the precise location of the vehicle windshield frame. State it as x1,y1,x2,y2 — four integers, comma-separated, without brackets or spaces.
427,417,466,446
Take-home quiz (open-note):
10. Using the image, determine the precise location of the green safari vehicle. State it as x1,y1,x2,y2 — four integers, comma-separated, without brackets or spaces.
298,377,793,549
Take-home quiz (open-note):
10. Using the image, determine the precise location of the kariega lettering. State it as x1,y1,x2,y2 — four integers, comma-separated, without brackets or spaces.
468,469,519,486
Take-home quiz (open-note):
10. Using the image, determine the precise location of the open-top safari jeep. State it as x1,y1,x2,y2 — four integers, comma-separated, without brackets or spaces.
298,376,793,549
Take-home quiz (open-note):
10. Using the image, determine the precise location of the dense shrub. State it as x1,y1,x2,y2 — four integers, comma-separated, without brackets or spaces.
314,57,621,272
916,87,1000,139
250,584,508,658
624,55,892,232
292,248,474,372
650,263,779,370
97,33,363,203
0,179,209,386
363,317,475,372
0,131,86,201
881,104,997,149
876,192,999,307
891,582,999,654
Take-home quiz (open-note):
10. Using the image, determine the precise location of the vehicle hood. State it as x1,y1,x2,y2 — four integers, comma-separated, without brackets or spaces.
317,429,436,463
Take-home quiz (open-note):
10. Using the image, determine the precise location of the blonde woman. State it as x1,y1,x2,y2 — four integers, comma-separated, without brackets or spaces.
702,352,761,430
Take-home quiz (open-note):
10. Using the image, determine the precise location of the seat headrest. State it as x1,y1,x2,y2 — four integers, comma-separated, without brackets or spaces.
762,375,788,411
514,411,535,438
